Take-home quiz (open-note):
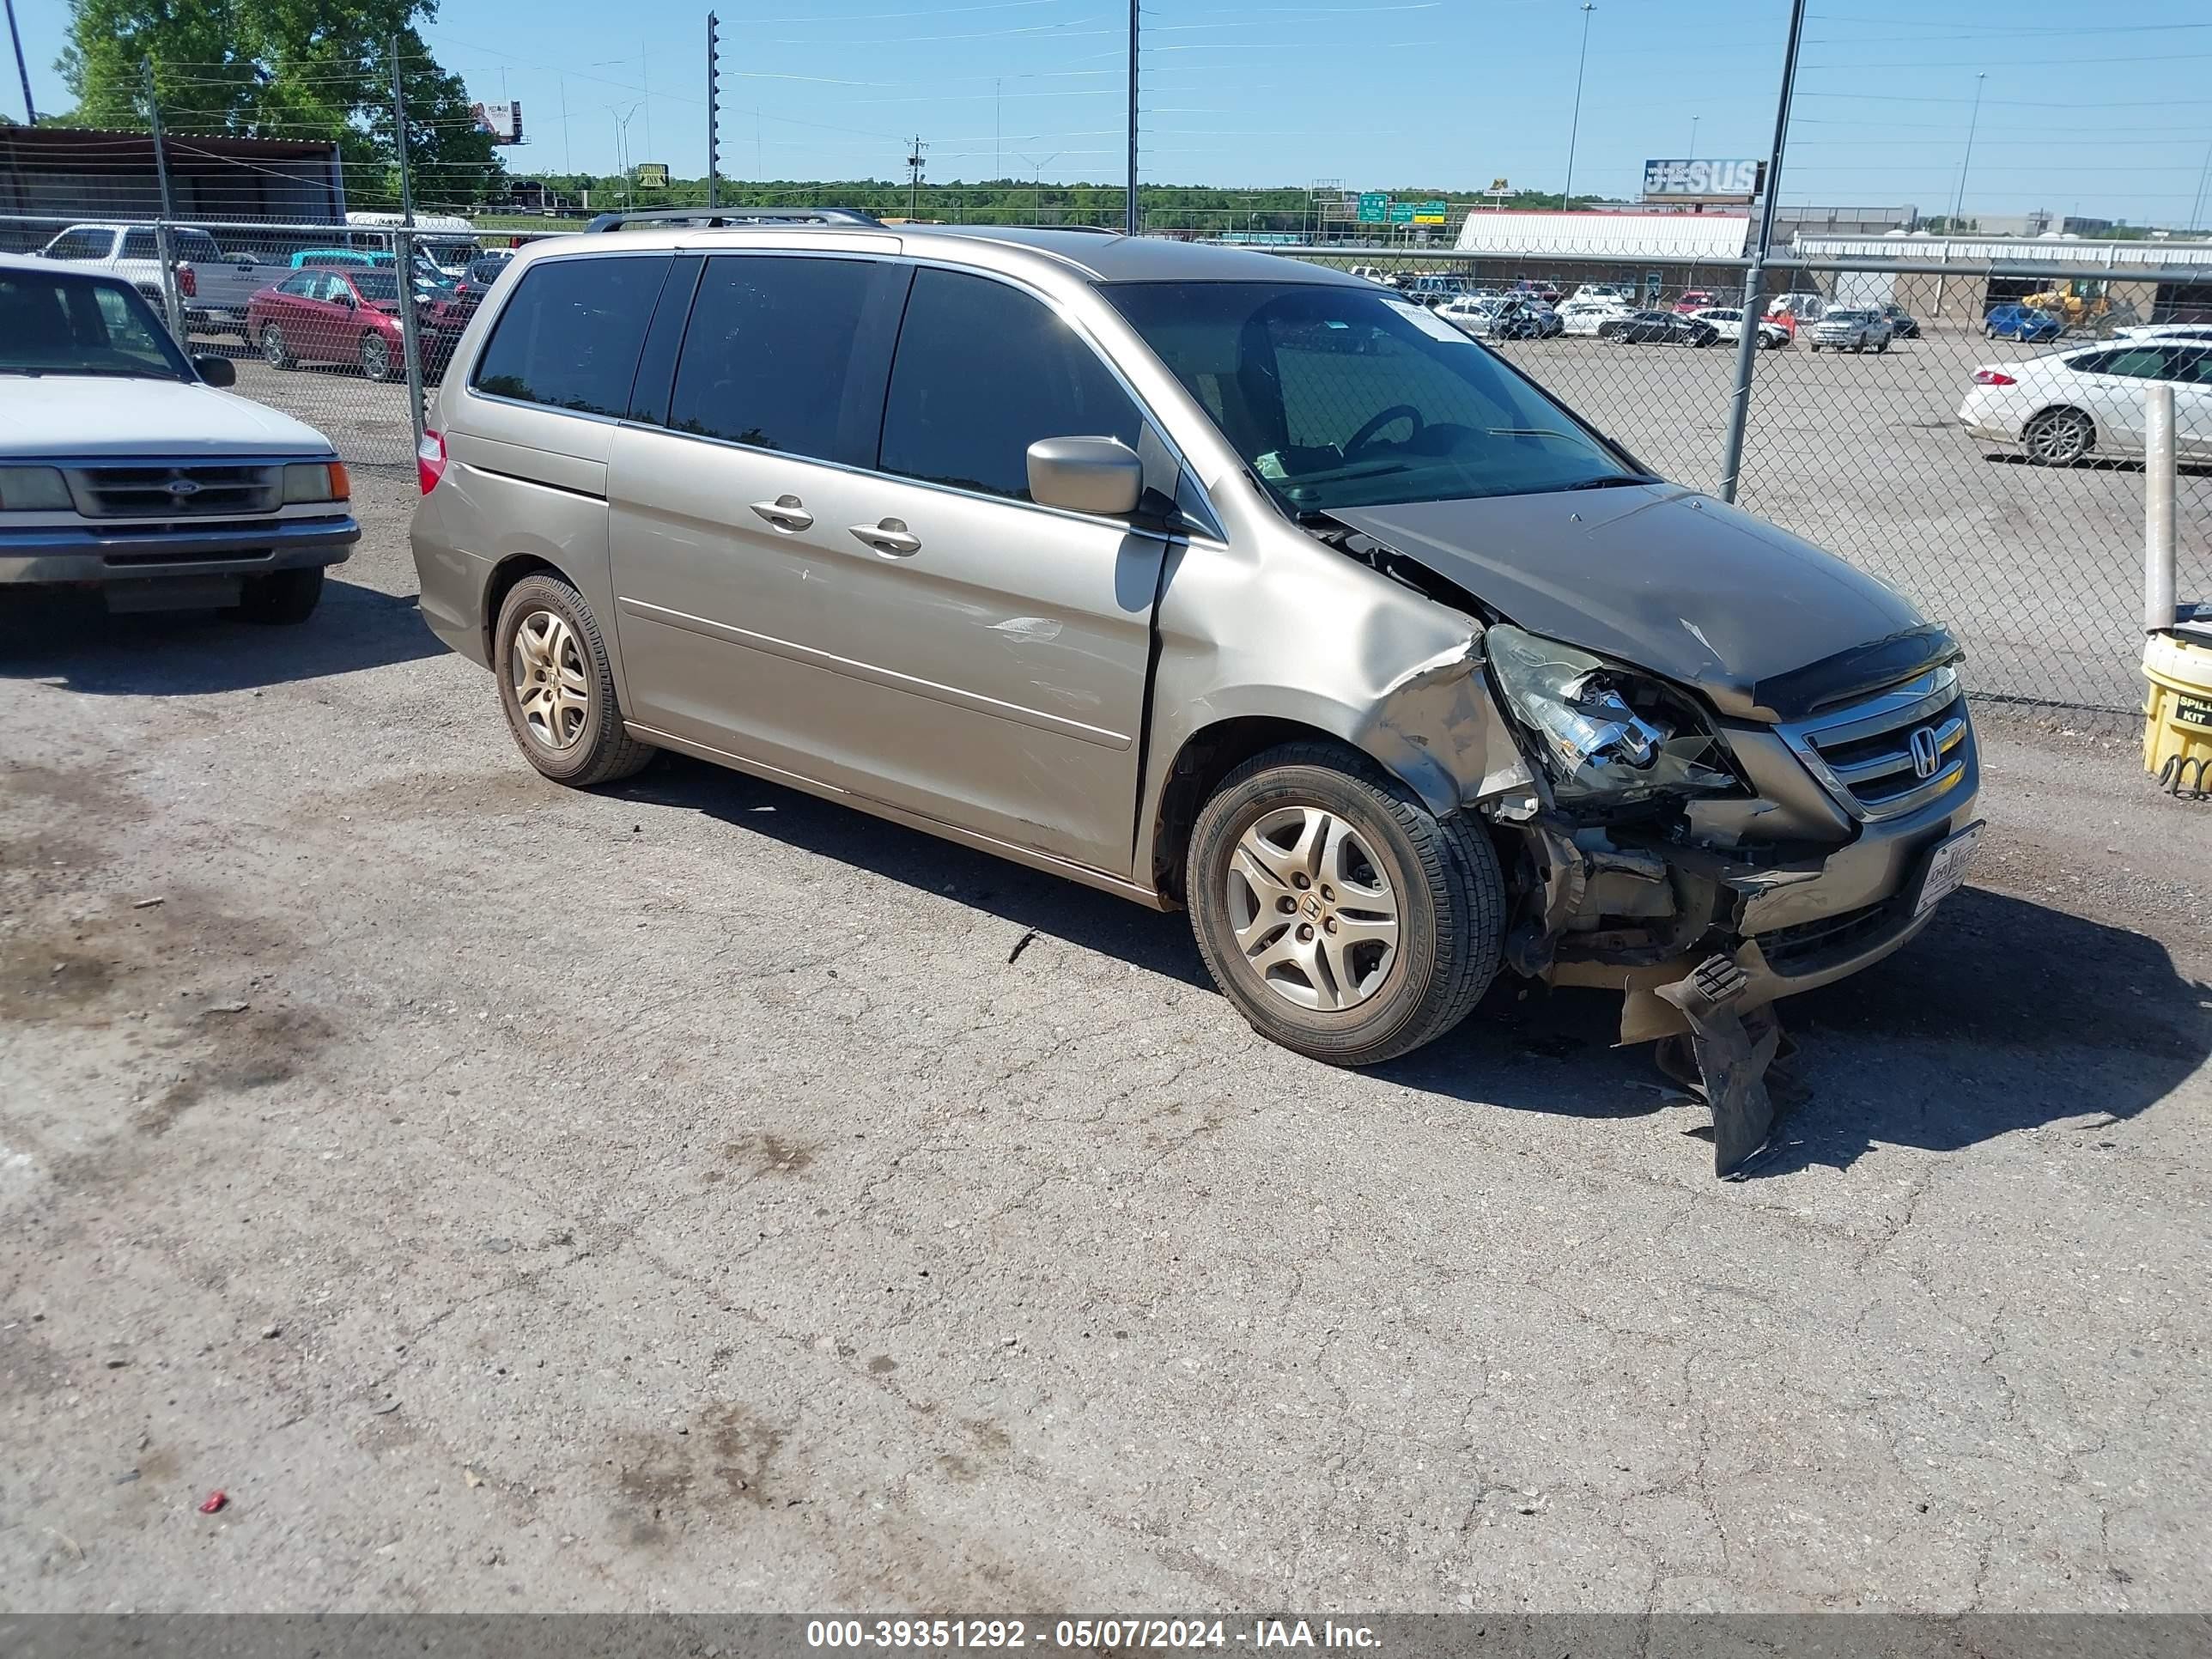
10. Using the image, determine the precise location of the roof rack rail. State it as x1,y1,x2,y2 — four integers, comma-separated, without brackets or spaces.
582,206,884,234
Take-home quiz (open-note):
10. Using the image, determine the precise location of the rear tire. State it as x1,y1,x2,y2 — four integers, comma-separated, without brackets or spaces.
2023,405,2095,466
260,323,293,369
1187,742,1505,1068
359,331,395,382
492,573,655,787
234,565,323,625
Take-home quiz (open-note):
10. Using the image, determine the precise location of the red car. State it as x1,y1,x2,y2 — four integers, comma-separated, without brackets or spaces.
1672,289,1720,315
245,266,466,381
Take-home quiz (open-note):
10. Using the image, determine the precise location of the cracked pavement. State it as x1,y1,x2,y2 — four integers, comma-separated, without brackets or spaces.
3,468,2209,1612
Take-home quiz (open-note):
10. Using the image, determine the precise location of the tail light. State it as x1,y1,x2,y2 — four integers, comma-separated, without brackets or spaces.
1973,369,2016,386
417,428,447,495
176,263,197,298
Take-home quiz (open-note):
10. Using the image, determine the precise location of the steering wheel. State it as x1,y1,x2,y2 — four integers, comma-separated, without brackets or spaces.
1345,404,1424,459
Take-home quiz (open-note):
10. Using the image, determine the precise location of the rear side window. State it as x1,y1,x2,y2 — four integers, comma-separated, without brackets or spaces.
472,254,672,417
665,255,885,465
120,229,158,260
879,268,1143,502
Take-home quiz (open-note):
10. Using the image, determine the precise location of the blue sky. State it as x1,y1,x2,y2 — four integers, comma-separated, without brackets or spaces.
13,0,2212,224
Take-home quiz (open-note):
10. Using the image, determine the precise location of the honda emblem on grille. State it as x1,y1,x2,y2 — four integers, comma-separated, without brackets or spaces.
166,478,203,497
1908,726,1941,779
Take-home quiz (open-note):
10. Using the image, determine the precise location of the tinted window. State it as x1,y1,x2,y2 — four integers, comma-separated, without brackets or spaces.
666,255,880,463
2103,348,2171,380
880,268,1143,501
120,229,157,260
46,228,114,261
473,255,671,416
2172,349,2212,387
276,273,315,298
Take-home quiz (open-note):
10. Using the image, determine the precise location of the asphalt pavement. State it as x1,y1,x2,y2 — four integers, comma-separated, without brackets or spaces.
2,469,2209,1613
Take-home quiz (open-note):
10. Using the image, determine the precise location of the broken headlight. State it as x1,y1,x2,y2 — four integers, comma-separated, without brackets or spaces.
1487,624,1736,805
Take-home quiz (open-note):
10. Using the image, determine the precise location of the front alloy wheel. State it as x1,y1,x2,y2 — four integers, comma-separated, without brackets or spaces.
1224,805,1401,1012
1188,742,1505,1067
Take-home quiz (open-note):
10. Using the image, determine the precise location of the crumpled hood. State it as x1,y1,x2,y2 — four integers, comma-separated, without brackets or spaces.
1328,483,1947,720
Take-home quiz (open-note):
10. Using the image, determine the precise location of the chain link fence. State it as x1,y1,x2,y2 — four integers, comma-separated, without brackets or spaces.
10,204,2207,720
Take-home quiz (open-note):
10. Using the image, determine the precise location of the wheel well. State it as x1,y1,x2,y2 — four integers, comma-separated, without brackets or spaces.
482,554,563,659
1148,717,1358,906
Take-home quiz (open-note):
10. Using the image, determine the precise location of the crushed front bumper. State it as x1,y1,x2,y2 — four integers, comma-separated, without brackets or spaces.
0,514,359,587
1537,722,1982,1044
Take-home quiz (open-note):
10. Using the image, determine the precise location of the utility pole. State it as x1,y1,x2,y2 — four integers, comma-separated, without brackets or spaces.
907,136,927,220
390,37,428,454
1949,71,1986,233
1125,0,1139,234
1717,0,1807,504
2190,138,2212,236
706,12,720,209
1562,1,1594,206
4,0,34,125
140,58,184,341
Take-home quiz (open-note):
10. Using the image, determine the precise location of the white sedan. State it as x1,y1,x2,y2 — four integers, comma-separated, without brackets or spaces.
1692,307,1790,349
1554,298,1634,337
1957,338,2212,465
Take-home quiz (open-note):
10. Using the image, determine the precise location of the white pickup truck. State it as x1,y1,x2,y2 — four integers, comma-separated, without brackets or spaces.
0,253,357,619
35,222,289,338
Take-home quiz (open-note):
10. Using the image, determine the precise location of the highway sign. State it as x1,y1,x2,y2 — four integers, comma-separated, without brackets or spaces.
1356,192,1389,224
1413,198,1449,226
1387,201,1416,224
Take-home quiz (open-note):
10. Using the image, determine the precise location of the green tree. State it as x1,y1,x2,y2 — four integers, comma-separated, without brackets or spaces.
56,0,501,210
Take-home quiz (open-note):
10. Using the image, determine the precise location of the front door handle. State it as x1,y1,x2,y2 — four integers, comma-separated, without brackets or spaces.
750,494,813,532
848,519,921,556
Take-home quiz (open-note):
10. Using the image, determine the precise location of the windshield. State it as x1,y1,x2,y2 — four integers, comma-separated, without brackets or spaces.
1107,281,1636,512
0,269,190,380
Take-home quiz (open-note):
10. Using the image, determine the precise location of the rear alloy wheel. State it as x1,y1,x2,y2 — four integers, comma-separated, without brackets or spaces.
260,323,293,368
1876,338,1891,354
493,574,656,787
359,331,395,382
1188,742,1505,1067
2023,405,2095,466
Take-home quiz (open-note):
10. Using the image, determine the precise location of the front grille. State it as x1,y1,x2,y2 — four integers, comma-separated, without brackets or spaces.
1779,669,1972,822
1755,900,1899,974
64,464,282,520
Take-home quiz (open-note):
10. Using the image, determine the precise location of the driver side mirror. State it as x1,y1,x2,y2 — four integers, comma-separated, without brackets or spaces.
1026,436,1144,518
192,355,236,387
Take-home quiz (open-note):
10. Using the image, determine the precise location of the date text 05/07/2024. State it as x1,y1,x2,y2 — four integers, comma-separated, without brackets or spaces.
804,1618,1382,1650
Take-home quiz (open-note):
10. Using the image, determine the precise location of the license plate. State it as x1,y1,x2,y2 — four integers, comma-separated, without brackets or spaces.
1912,823,1982,917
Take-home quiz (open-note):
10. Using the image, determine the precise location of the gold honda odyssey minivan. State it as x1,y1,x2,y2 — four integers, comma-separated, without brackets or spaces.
412,210,1978,1168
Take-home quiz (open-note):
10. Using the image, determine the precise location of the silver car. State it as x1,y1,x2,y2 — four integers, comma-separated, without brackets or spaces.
1808,308,1895,354
410,215,1979,1163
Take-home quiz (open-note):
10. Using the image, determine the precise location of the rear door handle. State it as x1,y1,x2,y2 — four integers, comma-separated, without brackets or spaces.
750,495,813,532
848,519,921,556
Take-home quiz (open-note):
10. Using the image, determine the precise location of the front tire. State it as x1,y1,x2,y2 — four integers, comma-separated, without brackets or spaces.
359,331,395,382
492,573,655,787
234,565,323,625
1187,743,1504,1067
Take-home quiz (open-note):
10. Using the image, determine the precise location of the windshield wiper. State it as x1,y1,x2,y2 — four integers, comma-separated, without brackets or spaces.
1559,474,1661,490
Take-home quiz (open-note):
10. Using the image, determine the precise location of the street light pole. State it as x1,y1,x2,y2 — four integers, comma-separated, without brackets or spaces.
1125,0,1139,234
1950,71,1985,232
1689,114,1699,161
4,0,35,125
1561,1,1594,207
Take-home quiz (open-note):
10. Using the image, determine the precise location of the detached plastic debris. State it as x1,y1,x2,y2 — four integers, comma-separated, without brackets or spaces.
1656,953,1784,1178
198,1490,228,1515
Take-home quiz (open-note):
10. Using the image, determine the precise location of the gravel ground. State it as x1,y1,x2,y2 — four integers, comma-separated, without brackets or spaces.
2,470,2209,1613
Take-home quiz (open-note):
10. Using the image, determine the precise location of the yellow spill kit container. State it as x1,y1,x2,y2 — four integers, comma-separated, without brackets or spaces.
2142,629,2212,791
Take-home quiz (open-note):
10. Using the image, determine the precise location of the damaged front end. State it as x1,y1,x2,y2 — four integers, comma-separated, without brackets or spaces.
1474,624,1793,1174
